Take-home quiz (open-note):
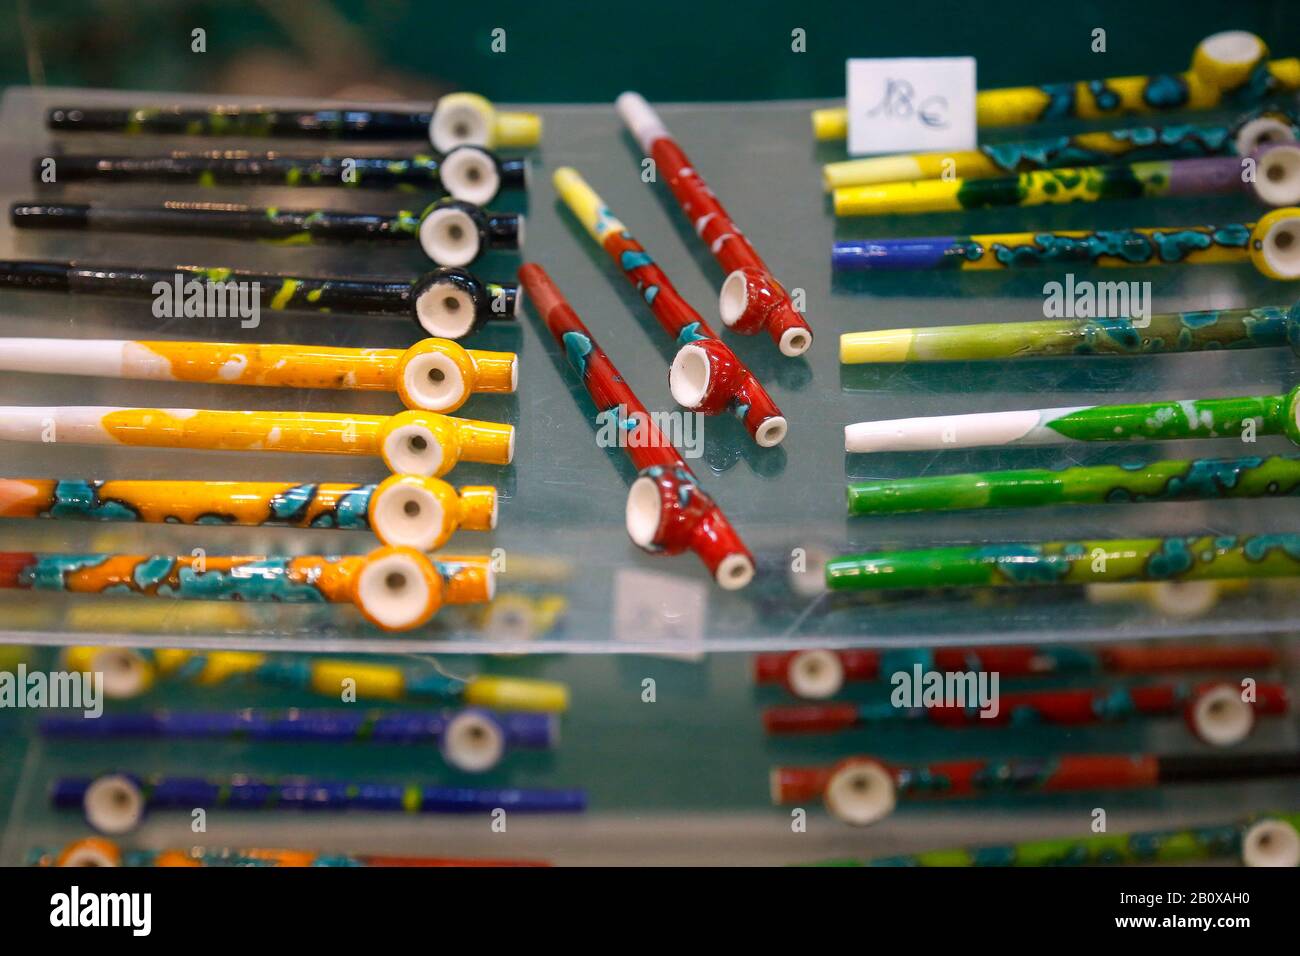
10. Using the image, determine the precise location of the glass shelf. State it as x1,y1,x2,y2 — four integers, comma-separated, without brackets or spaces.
1,87,1298,654
3,641,1298,866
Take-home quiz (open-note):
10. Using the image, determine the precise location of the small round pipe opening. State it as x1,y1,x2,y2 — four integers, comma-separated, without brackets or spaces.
371,480,444,550
624,476,662,549
441,710,506,773
381,421,445,476
788,544,830,597
825,760,896,827
401,351,467,412
755,415,788,447
1260,214,1300,279
415,282,478,339
1254,147,1300,206
430,97,492,152
92,648,152,699
715,553,755,590
719,270,749,326
787,649,844,699
355,549,436,630
1189,683,1256,746
780,327,812,357
1147,580,1220,618
438,148,501,206
419,207,480,267
485,596,536,642
668,344,711,409
1241,818,1300,867
83,774,145,835
1236,116,1297,158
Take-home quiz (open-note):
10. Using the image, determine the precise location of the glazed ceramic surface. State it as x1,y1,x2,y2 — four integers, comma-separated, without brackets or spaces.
553,166,785,446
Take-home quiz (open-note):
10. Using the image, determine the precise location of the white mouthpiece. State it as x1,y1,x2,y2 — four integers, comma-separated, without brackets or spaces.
400,349,467,413
83,774,146,835
354,549,436,631
1235,115,1297,158
1241,818,1300,867
787,649,844,699
669,343,711,409
825,760,896,827
1259,211,1300,279
0,338,136,378
1254,145,1300,207
441,710,506,773
1197,31,1266,73
91,647,153,699
371,479,446,551
430,95,492,152
57,839,122,867
616,92,669,153
625,475,662,549
438,147,500,207
380,420,445,476
0,405,156,445
715,553,755,590
844,406,1080,453
418,205,480,267
1189,683,1256,747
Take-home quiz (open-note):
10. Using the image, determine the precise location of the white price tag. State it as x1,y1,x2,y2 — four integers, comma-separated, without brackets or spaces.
846,57,977,156
613,568,706,660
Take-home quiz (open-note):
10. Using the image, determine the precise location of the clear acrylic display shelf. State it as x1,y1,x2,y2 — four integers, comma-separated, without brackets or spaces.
2,86,1299,656
4,641,1297,866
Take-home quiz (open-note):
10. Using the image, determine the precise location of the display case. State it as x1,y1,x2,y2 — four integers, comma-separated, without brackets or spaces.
1,83,1297,870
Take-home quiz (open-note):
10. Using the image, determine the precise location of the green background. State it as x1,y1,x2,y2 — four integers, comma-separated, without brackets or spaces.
3,0,1298,102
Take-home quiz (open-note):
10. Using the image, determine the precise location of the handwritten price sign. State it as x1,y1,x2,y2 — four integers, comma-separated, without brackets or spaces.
846,57,977,156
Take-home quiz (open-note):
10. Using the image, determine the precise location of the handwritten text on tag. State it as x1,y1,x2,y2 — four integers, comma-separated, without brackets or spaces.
846,57,977,156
